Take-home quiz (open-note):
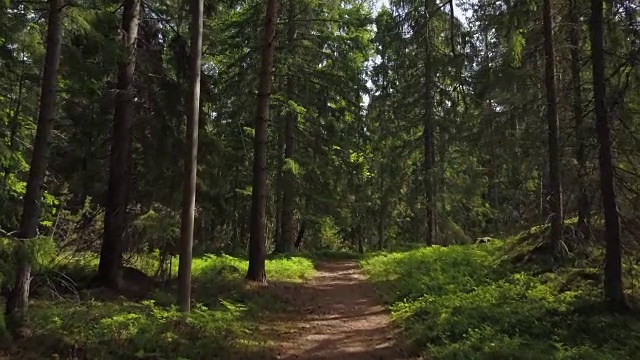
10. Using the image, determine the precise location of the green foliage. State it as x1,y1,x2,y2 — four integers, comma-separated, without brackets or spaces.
0,236,57,289
26,236,57,271
12,252,315,359
310,216,342,251
509,29,526,67
304,248,363,260
362,244,502,302
27,299,251,359
192,253,315,284
0,172,58,231
283,158,303,176
362,243,640,359
0,237,12,287
132,206,180,247
52,250,315,291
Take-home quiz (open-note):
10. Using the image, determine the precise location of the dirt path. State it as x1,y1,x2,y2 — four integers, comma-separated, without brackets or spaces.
267,261,416,360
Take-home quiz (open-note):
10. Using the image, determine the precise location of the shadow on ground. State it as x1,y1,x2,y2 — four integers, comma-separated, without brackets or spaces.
258,261,419,360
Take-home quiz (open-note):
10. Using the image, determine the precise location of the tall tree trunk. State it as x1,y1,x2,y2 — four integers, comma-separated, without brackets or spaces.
230,165,241,253
568,0,590,237
97,0,141,287
439,129,447,243
294,221,305,250
246,0,278,283
542,0,563,249
277,0,297,254
377,98,388,250
589,0,625,308
273,127,284,250
177,0,203,313
378,164,385,250
5,0,62,326
423,3,435,246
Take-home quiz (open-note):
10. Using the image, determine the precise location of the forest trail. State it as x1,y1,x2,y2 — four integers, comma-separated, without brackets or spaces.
265,261,416,360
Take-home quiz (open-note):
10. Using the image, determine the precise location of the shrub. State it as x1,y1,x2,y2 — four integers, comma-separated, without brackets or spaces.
11,252,316,359
27,299,250,359
312,217,342,251
1,236,57,290
362,242,640,359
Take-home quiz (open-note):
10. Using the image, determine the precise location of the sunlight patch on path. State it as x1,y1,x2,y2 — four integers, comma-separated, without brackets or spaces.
266,261,417,360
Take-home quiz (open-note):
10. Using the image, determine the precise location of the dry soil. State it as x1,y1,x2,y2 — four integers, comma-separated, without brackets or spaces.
265,260,418,360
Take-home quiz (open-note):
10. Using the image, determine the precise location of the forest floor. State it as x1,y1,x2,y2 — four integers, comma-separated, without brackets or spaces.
263,260,416,360
4,225,640,359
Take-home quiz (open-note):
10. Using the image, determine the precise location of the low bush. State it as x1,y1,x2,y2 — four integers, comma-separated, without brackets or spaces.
26,299,251,359
7,252,315,359
362,242,640,360
303,248,363,260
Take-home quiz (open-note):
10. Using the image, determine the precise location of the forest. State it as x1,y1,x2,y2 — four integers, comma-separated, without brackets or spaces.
1,0,640,358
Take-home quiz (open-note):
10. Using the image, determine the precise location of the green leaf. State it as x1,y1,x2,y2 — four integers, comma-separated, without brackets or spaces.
283,158,303,176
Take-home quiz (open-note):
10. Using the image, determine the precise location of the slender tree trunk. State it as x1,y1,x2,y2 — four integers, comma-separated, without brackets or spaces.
97,0,141,287
538,171,544,220
568,0,590,237
378,165,385,250
278,0,297,254
542,0,563,248
294,221,305,250
5,0,62,325
439,129,447,243
589,0,625,308
177,0,203,313
378,96,388,251
423,3,435,246
229,165,241,253
246,0,279,283
273,127,284,250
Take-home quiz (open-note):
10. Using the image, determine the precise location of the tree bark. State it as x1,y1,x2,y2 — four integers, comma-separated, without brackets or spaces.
542,0,563,249
423,2,435,246
568,0,590,238
97,0,141,287
5,0,62,325
273,127,284,250
246,0,278,283
294,221,305,250
277,0,297,254
589,0,625,307
378,164,385,250
177,0,203,313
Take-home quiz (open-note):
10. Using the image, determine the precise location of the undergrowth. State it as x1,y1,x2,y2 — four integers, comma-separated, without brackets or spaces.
361,235,640,359
299,248,364,260
2,251,315,359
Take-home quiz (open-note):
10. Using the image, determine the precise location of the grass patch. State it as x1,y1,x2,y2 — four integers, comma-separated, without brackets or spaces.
6,252,315,359
361,241,640,359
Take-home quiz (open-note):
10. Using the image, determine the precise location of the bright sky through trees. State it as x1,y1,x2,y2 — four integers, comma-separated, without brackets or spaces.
364,0,470,106
373,0,470,21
